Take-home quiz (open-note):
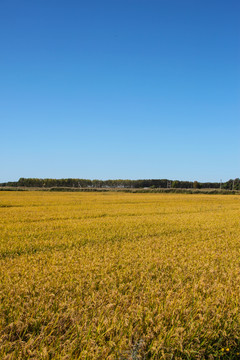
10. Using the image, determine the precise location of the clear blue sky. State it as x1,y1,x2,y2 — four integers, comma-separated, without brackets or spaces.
1,0,239,182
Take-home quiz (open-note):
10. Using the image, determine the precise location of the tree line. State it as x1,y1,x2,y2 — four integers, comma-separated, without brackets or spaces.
0,178,239,190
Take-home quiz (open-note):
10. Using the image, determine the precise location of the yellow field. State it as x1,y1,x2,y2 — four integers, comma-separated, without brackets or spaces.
0,192,240,359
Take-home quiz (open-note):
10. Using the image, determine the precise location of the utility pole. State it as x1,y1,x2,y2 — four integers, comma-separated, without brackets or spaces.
232,179,235,191
220,179,222,189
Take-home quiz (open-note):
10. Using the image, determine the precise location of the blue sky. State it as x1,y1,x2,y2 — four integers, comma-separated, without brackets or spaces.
1,0,239,182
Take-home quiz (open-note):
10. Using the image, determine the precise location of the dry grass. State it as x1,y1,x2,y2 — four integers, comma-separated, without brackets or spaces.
0,192,240,359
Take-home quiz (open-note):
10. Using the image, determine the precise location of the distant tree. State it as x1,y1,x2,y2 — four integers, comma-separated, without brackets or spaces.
172,180,180,188
193,181,200,189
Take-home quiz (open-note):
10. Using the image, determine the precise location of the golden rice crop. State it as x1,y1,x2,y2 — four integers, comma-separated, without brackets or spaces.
0,191,240,359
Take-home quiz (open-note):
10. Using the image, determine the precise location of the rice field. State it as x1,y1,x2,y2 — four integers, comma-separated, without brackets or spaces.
0,191,240,359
